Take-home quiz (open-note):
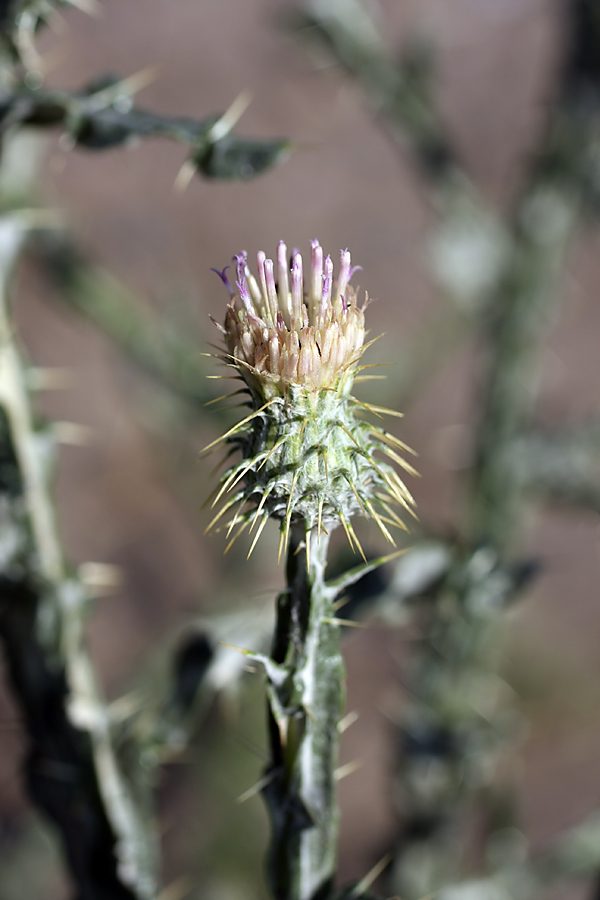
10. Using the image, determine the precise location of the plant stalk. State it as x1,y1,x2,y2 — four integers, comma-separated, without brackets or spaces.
263,524,344,900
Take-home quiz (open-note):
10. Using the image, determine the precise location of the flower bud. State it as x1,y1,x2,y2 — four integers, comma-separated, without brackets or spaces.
206,241,416,559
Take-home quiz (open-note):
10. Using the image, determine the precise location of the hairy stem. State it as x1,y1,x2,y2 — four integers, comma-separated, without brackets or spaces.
263,524,344,900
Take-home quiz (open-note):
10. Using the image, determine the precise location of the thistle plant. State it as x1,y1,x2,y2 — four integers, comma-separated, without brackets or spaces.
207,242,416,900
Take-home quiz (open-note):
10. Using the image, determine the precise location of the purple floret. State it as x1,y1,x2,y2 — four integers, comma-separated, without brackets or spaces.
210,266,234,297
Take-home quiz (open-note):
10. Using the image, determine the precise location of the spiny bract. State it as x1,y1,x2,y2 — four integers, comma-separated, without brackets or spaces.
205,240,417,560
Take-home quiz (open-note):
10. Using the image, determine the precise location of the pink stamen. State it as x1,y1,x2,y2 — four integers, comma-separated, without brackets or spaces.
335,249,351,306
264,258,279,325
310,239,323,323
256,251,271,323
291,253,303,326
277,240,291,322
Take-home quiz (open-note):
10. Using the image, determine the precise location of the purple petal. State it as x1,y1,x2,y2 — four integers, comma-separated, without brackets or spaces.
234,253,253,310
210,266,234,297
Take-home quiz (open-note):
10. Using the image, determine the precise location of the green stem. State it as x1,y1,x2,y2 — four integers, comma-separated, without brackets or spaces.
263,524,344,900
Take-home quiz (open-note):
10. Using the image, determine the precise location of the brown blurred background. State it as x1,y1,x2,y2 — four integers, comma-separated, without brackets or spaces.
3,0,600,898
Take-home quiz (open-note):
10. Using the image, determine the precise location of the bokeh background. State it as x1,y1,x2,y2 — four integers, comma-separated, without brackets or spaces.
2,1,600,898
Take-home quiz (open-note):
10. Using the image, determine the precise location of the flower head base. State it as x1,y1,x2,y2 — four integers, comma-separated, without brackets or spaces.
221,241,365,398
207,241,417,560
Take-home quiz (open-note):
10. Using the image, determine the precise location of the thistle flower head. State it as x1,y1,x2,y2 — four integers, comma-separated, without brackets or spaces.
207,241,416,560
220,241,365,398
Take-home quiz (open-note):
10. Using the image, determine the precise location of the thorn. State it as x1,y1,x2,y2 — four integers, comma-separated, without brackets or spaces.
364,498,396,545
91,65,159,106
218,640,252,655
351,397,383,418
201,399,277,453
203,391,242,407
377,513,407,530
174,159,197,194
347,520,367,562
364,454,409,509
339,511,356,553
108,689,144,722
380,444,420,478
338,710,359,734
355,362,394,372
210,464,246,509
305,528,311,569
374,498,408,531
349,853,393,898
250,484,275,531
382,478,417,516
374,429,416,454
247,514,268,559
54,422,93,446
382,433,417,456
337,420,361,449
357,332,385,354
334,759,362,782
208,89,253,143
325,547,409,593
79,562,122,595
226,495,249,538
322,617,367,628
225,518,250,553
236,772,274,805
257,434,288,471
363,404,403,418
223,454,265,502
204,490,244,534
317,497,324,539
347,479,368,518
277,528,286,567
205,374,241,380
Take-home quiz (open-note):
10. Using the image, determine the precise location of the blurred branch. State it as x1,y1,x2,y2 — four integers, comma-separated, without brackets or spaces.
292,2,600,898
35,235,218,416
469,185,578,547
290,0,457,188
0,215,158,899
0,75,291,181
509,421,600,514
